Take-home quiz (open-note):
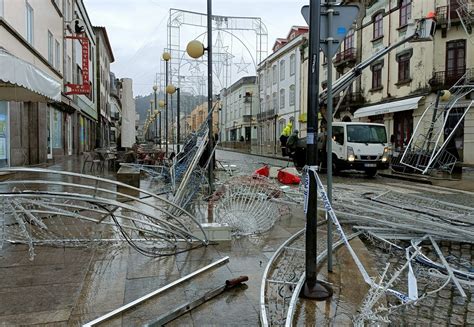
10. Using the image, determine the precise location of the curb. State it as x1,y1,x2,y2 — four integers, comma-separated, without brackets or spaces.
378,172,433,185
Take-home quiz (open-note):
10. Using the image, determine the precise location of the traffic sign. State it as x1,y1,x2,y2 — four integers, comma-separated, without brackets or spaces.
301,4,360,58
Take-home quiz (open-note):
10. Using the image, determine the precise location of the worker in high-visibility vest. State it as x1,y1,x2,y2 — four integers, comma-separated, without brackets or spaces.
279,122,292,156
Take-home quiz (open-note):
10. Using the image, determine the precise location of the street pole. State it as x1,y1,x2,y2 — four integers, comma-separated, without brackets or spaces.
177,87,181,153
325,0,334,273
302,0,333,300
274,114,277,155
207,0,214,192
154,87,158,144
250,94,253,151
165,59,169,156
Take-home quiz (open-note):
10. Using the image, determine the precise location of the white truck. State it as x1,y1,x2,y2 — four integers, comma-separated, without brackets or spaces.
329,122,390,176
292,122,390,176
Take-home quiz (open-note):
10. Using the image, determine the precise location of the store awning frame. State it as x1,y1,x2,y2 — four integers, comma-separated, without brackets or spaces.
0,49,61,102
354,96,424,119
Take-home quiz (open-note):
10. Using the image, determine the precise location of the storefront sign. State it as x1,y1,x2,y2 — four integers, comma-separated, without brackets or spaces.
65,34,90,95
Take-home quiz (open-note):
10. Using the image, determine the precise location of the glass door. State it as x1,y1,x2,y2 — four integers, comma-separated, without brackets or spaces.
47,107,53,159
66,114,72,155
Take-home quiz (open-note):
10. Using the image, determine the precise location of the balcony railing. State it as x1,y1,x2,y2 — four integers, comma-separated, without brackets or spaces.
257,109,275,121
242,115,253,123
333,91,365,107
333,47,357,66
436,5,461,24
429,68,473,89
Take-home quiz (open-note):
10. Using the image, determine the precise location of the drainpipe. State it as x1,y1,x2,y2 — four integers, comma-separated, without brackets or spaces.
386,0,392,99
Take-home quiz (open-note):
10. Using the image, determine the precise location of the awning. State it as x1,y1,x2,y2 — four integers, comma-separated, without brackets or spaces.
0,49,61,102
354,96,423,118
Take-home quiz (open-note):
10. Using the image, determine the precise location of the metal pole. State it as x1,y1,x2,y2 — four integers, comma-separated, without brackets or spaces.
154,88,158,144
250,94,253,151
82,257,230,327
302,0,333,300
165,61,169,156
207,0,214,192
274,115,277,154
325,0,334,272
177,87,181,153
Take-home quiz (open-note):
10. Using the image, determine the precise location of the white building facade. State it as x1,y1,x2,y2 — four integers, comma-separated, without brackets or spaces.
257,26,308,151
220,76,258,144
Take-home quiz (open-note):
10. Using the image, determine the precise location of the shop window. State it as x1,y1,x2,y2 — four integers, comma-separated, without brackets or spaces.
52,109,62,148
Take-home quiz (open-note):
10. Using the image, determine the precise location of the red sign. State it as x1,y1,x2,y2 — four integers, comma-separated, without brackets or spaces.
65,34,91,95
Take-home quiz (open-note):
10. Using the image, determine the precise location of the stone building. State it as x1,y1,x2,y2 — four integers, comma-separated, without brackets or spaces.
220,76,258,144
257,26,308,150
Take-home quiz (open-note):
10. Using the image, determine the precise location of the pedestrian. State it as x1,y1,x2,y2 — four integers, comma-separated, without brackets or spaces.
280,122,292,156
286,129,299,155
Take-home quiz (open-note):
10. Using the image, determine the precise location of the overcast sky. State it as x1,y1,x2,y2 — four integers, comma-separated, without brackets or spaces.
85,0,309,96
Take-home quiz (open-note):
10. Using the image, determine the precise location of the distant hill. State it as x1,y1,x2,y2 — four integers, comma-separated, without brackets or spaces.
135,92,207,123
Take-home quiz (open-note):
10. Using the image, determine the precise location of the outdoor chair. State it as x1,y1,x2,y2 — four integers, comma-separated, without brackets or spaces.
81,151,104,174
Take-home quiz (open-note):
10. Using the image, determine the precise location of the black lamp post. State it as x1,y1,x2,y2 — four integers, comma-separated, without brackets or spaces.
186,0,214,192
162,51,171,156
166,84,181,153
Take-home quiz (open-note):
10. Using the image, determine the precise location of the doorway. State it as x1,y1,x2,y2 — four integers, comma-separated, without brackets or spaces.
393,110,413,151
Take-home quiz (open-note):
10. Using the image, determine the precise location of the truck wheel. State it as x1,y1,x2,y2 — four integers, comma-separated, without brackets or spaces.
365,168,377,177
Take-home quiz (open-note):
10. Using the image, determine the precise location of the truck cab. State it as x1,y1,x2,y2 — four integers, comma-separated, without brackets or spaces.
329,122,389,176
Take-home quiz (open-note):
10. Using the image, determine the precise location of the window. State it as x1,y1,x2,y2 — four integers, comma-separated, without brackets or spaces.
272,65,277,85
344,30,354,50
290,54,296,76
272,92,278,110
397,53,411,82
289,84,295,106
26,2,34,44
399,0,412,26
372,63,383,89
446,39,466,83
55,40,60,70
48,31,54,64
333,126,344,145
280,60,285,81
347,125,387,143
66,0,71,21
373,13,383,39
66,55,71,83
279,88,285,108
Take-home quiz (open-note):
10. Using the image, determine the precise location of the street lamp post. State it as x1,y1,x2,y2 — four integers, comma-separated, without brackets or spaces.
153,85,159,145
162,51,171,156
159,99,165,146
149,100,154,142
186,0,214,192
166,84,181,153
